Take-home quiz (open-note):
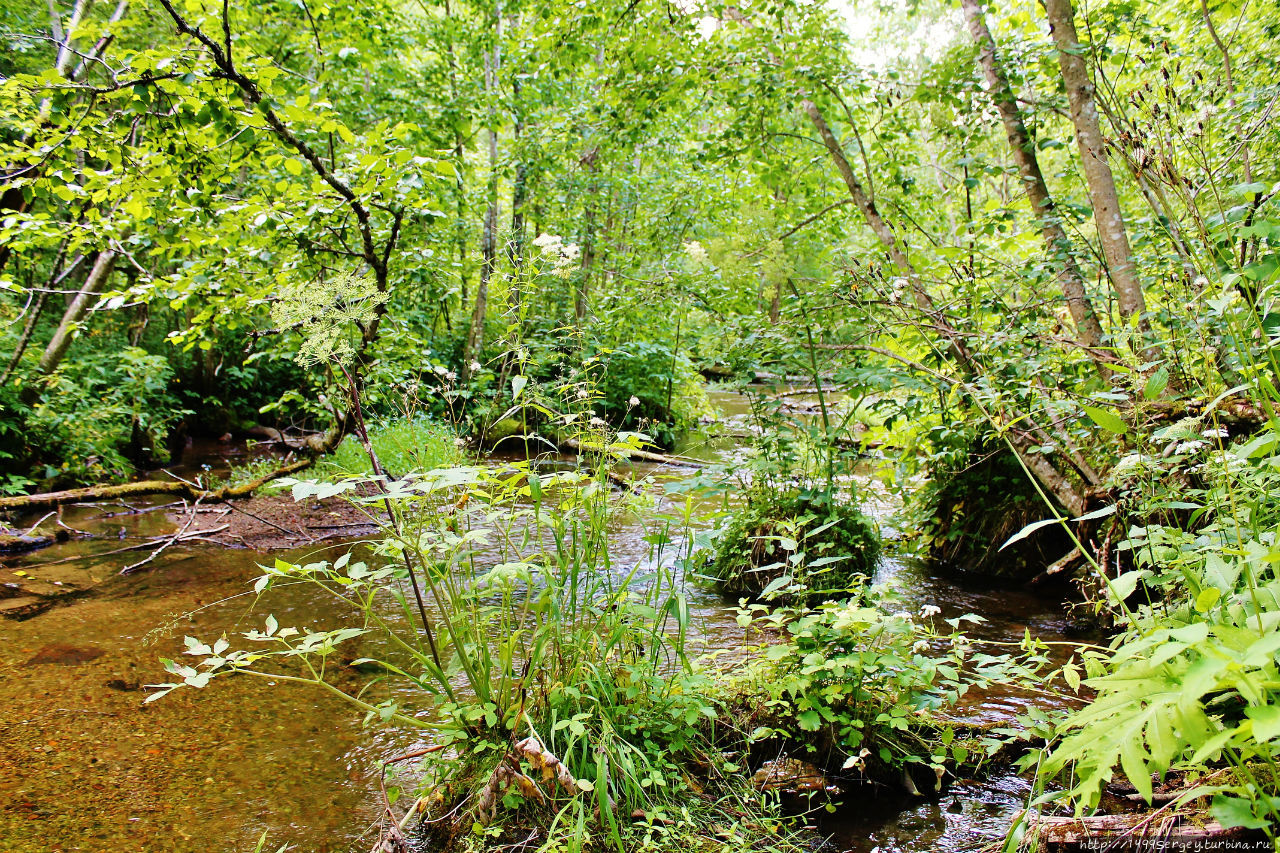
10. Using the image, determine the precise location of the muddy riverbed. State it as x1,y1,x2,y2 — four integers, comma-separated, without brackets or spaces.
0,391,1082,852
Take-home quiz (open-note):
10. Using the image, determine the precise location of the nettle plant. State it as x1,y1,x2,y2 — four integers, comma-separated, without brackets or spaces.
148,420,743,846
736,583,1049,790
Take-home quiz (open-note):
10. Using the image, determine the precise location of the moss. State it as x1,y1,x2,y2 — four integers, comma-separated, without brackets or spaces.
704,493,880,602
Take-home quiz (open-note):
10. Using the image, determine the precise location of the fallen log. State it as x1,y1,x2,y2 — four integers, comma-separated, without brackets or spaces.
0,416,348,514
560,438,705,469
0,532,55,554
1022,811,1267,851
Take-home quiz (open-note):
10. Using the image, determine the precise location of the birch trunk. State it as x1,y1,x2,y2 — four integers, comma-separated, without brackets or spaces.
35,249,117,377
1042,0,1151,345
962,0,1105,353
463,8,502,378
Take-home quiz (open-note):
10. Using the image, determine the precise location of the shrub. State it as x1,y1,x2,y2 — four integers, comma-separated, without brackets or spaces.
703,492,880,602
906,426,1072,579
321,416,465,477
728,586,1040,795
21,346,189,485
593,342,713,448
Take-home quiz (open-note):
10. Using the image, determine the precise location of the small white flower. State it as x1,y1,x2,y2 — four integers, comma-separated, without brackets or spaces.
912,639,930,653
576,388,589,399
891,611,913,621
1193,275,1209,289
1202,427,1229,439
432,364,448,376
683,240,709,266
444,371,457,382
920,605,941,619
590,416,607,427
469,360,481,373
628,395,640,408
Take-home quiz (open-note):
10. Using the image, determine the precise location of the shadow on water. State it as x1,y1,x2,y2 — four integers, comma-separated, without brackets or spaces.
0,388,1082,852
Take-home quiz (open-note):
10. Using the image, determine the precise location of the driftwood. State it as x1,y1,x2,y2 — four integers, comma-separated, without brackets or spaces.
1022,811,1267,851
560,438,705,469
1028,546,1085,587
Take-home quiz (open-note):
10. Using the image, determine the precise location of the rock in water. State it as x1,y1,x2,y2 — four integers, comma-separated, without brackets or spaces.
26,643,106,665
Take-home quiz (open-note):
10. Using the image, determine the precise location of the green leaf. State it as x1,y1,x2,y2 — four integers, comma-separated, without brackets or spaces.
511,374,527,399
1210,794,1272,830
1074,504,1116,522
1000,517,1062,551
1083,405,1128,434
1194,587,1221,613
1142,368,1169,401
759,575,793,599
1245,705,1280,743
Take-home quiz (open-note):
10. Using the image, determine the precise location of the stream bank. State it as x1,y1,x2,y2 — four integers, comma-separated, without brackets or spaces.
0,389,1083,852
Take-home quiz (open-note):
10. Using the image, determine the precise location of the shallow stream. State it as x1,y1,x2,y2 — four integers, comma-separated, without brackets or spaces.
0,390,1080,852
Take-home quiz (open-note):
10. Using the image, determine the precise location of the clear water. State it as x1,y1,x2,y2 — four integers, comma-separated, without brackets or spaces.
0,390,1080,852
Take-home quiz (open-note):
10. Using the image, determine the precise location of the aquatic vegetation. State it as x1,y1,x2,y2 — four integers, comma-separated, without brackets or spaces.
702,492,880,602
147,427,802,849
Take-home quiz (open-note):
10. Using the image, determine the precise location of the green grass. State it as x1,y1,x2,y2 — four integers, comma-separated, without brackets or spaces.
321,416,465,477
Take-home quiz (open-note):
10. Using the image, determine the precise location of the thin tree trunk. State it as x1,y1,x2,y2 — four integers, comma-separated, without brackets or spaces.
802,99,972,365
962,0,1106,353
1042,0,1153,351
576,153,598,325
444,0,468,317
463,5,502,378
507,74,528,315
34,249,117,378
803,97,1088,517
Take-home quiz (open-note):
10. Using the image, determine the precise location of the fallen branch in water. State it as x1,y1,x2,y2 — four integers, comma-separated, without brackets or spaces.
120,498,206,575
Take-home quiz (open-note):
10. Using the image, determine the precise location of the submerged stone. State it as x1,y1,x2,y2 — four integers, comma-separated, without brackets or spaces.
25,643,107,665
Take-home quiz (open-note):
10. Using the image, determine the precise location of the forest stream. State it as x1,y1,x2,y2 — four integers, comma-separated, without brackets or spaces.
0,391,1082,853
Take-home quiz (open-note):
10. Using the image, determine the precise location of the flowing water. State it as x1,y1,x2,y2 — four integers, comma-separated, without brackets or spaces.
0,390,1081,852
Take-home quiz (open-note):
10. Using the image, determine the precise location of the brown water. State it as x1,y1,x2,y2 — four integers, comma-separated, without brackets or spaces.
0,390,1080,852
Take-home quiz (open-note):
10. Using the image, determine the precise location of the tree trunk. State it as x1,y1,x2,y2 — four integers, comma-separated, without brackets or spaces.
463,7,502,380
578,146,601,322
962,0,1105,353
803,97,1090,517
444,0,468,318
1042,0,1152,348
34,249,117,378
507,74,528,315
801,99,972,365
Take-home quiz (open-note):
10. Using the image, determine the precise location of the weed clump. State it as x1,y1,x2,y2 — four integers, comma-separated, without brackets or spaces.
322,416,465,477
704,493,880,602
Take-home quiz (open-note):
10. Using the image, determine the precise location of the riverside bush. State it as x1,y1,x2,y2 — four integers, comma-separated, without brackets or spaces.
703,492,880,603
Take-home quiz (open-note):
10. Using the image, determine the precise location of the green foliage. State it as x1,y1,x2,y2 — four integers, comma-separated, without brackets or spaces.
25,347,189,484
592,342,712,448
1029,416,1280,838
904,425,1072,578
734,585,1043,784
321,416,465,477
703,492,880,603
